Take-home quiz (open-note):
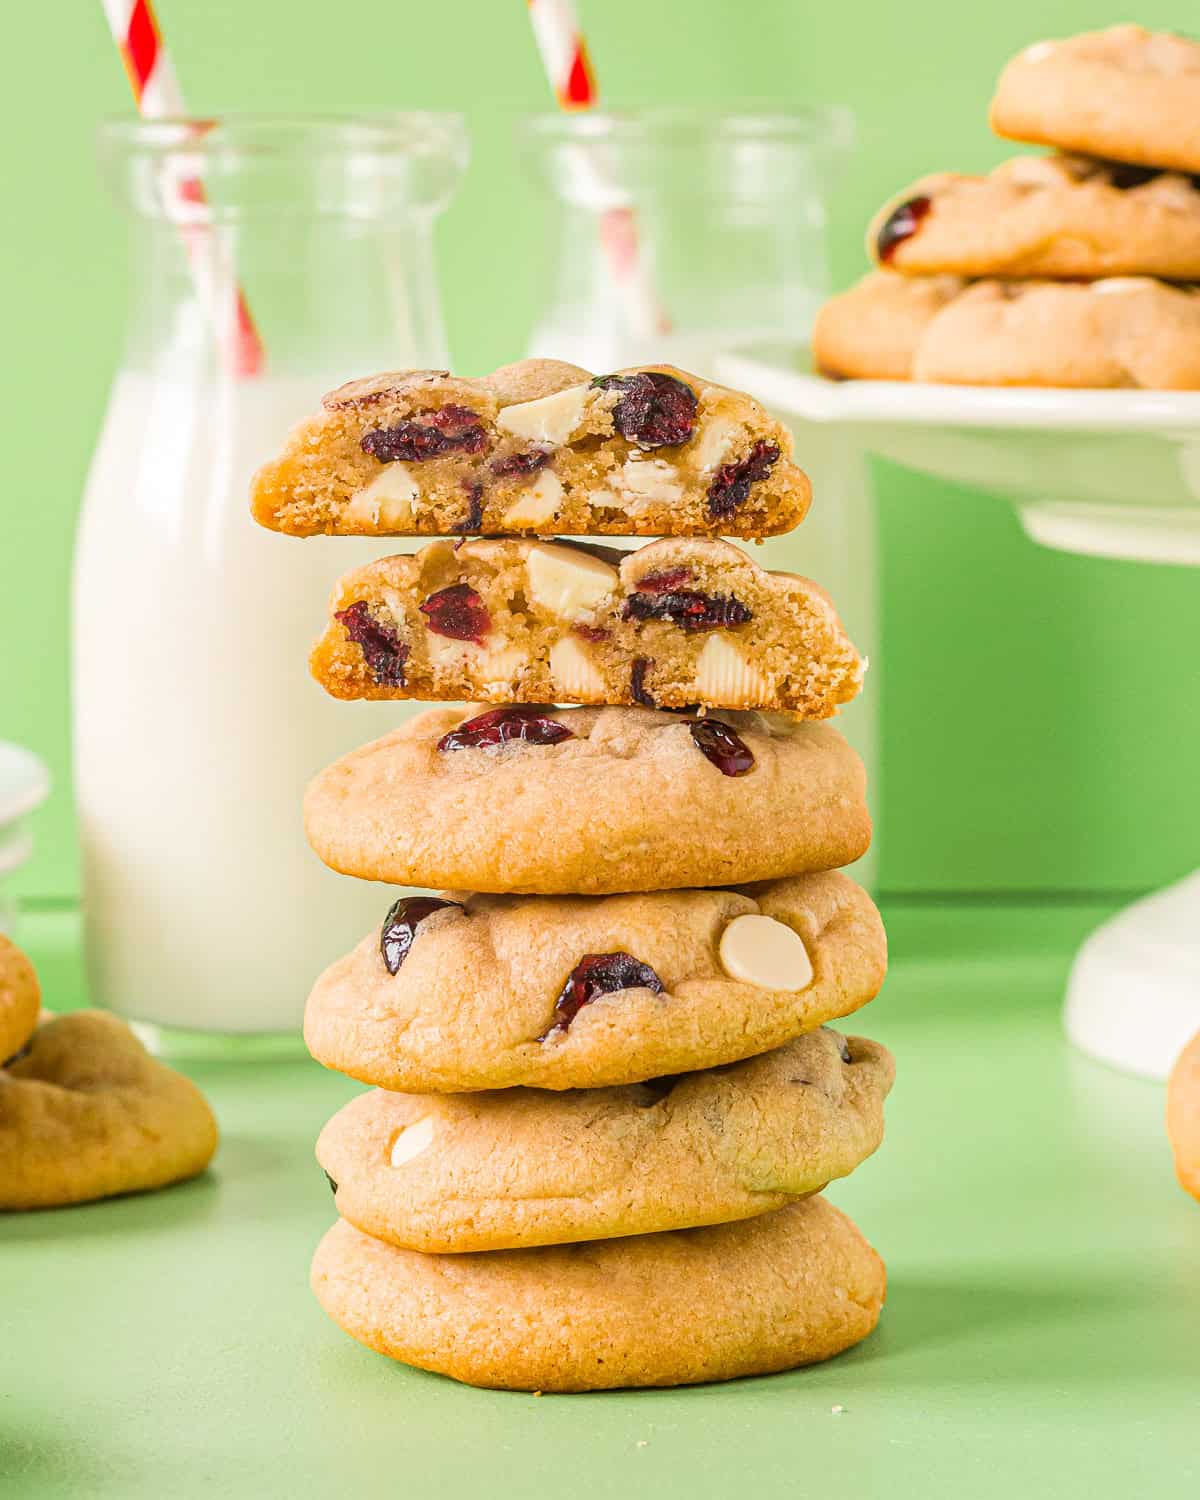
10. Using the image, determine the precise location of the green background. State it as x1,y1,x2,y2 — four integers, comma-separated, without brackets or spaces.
3,0,1198,903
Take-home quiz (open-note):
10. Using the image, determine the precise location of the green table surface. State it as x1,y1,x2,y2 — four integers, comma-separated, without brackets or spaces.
4,901,1197,1499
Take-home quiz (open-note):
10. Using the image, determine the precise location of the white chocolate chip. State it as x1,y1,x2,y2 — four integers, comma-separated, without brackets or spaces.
718,914,813,992
390,1115,435,1167
475,644,527,690
497,384,591,445
549,635,607,698
501,468,564,529
693,634,771,707
690,417,742,473
1022,41,1056,63
1092,277,1157,294
344,463,418,527
618,457,683,504
526,542,618,620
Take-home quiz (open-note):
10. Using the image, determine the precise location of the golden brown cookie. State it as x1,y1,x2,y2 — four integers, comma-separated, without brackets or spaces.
304,705,871,895
0,1011,218,1210
991,27,1200,176
250,360,811,539
305,873,886,1092
1167,1028,1200,1202
868,154,1200,281
813,272,965,381
310,1195,885,1390
0,934,40,1065
310,536,863,719
317,1029,893,1251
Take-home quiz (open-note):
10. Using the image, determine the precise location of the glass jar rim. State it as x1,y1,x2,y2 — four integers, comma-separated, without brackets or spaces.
520,105,854,150
97,111,468,160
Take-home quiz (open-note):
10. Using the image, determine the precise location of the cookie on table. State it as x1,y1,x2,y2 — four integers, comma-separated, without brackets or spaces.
250,360,811,539
991,26,1200,176
318,1028,893,1251
869,154,1200,281
1168,1028,1200,1202
311,1195,885,1391
813,271,965,381
0,1011,218,1210
0,934,40,1065
304,705,871,895
305,873,886,1092
310,536,863,719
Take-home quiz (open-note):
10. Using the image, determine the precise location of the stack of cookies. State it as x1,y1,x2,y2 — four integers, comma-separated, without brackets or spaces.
251,359,893,1391
815,24,1200,389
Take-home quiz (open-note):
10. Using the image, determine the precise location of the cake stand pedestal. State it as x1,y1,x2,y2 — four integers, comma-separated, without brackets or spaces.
717,353,1200,1080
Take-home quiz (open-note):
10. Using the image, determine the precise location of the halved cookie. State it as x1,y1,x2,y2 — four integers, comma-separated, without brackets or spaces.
250,360,811,539
304,705,872,895
1,1011,218,1209
318,1028,893,1250
0,934,40,1065
310,536,863,719
304,872,886,1091
868,154,1200,280
311,1195,885,1390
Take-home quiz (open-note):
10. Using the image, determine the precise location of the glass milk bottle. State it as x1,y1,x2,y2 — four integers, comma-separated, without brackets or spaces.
518,110,879,884
76,116,467,1051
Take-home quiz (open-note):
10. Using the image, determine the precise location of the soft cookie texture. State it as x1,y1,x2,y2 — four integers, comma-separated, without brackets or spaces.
1168,1029,1200,1202
305,873,886,1091
0,1011,218,1210
304,705,871,895
815,272,1200,388
311,1195,885,1390
317,1029,893,1251
310,536,863,718
0,935,40,1065
869,154,1200,281
991,26,1200,176
250,359,811,539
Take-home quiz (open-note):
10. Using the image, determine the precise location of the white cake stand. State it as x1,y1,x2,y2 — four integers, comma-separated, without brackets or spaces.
717,352,1200,1080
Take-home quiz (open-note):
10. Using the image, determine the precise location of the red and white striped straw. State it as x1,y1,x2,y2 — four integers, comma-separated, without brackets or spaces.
101,0,265,378
526,0,670,340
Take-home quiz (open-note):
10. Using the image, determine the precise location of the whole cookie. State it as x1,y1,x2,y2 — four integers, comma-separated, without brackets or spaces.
1,1011,218,1210
991,27,1200,176
1168,1028,1200,1202
305,872,887,1091
311,1195,886,1390
0,934,40,1065
304,705,871,895
869,154,1200,281
317,1029,893,1251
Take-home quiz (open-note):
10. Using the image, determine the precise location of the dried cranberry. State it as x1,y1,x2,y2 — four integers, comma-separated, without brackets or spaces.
437,705,575,752
630,657,657,707
574,623,611,643
636,567,693,593
461,481,484,533
491,449,551,479
335,601,408,687
1106,163,1160,190
706,440,780,521
324,1171,339,1195
624,589,752,632
380,895,464,975
361,404,488,463
419,583,492,645
538,952,665,1041
689,718,754,776
876,195,931,263
592,371,698,448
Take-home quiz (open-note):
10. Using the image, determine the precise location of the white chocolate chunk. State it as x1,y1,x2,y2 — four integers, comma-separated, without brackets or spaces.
690,416,742,473
526,542,618,620
549,635,607,698
497,384,591,444
475,644,527,690
618,457,683,504
718,914,813,992
1022,40,1055,62
693,634,771,706
390,1115,436,1167
502,468,564,528
1092,277,1157,295
344,463,418,527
